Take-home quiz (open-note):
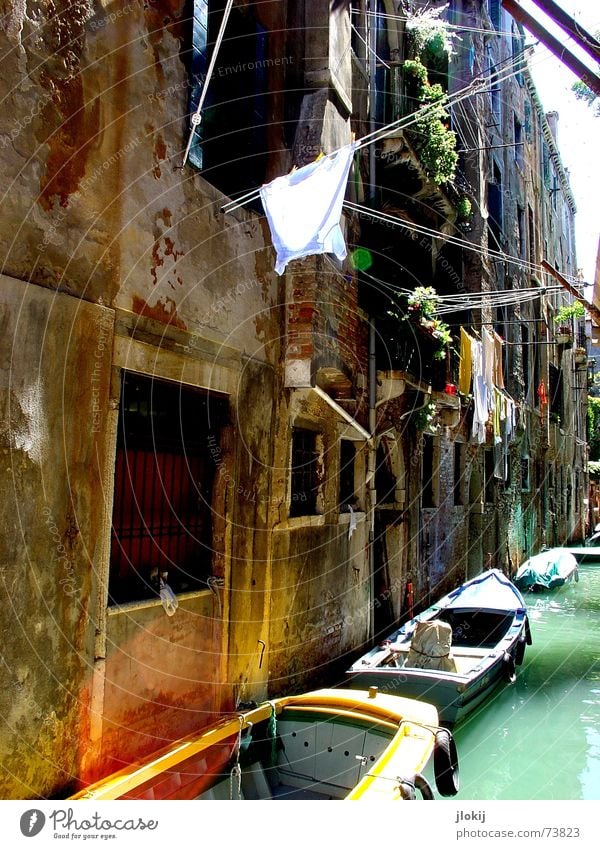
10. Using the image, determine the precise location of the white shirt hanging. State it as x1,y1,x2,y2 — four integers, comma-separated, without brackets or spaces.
260,143,357,275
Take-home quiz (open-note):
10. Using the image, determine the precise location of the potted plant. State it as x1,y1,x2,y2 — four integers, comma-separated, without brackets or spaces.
456,196,473,230
553,302,585,344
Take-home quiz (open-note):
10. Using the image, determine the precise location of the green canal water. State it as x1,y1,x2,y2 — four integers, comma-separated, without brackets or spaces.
449,562,600,800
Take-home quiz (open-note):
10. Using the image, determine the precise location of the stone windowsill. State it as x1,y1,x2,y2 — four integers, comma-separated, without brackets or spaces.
107,587,213,616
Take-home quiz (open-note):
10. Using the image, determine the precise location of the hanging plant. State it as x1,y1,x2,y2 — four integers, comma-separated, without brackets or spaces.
404,286,454,360
413,400,440,433
553,301,585,324
404,58,458,185
406,6,455,59
456,196,472,219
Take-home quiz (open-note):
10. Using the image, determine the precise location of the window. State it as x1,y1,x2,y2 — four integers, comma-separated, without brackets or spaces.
488,0,501,30
549,363,564,421
484,449,495,504
517,205,526,259
521,457,531,492
512,25,525,85
528,205,535,265
487,162,503,247
422,435,438,508
514,114,523,168
109,372,228,605
453,442,465,506
521,324,530,401
290,428,321,517
339,440,357,509
187,0,269,198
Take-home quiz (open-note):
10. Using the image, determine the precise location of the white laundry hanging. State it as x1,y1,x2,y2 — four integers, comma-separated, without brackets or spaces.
259,143,357,275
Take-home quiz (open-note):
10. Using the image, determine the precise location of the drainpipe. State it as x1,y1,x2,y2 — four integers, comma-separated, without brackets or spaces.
368,318,377,642
367,2,378,643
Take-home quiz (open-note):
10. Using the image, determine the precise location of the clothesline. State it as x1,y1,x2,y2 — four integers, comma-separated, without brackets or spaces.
344,200,585,290
221,52,531,215
181,0,235,168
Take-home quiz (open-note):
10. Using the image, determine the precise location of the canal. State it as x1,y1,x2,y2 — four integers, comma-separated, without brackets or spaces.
446,561,600,800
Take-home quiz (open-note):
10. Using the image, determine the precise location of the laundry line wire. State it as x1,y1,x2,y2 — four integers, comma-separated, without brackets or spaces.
181,0,235,168
343,200,584,290
220,52,532,215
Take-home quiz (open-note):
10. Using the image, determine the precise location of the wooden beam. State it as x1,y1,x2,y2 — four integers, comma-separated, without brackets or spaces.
541,260,600,325
529,0,600,66
502,0,600,97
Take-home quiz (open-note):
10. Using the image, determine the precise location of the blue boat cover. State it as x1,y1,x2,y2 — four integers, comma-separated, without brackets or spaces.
444,569,526,613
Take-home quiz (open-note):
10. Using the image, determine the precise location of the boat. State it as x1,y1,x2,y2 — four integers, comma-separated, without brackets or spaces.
345,569,531,726
68,688,459,801
514,548,579,591
562,532,600,564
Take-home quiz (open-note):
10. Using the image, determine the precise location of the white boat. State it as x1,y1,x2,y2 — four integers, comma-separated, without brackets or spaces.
346,569,531,726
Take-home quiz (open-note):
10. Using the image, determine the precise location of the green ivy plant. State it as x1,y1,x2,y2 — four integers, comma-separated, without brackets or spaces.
588,397,600,461
413,400,440,433
553,301,585,324
456,197,472,219
404,58,458,185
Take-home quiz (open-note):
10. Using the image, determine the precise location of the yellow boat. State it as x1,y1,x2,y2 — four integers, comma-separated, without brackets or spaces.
69,688,459,801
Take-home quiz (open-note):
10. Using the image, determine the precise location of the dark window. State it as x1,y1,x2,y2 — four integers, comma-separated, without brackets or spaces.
521,324,530,400
488,162,503,247
375,442,396,505
485,449,495,503
517,205,525,258
512,26,525,85
109,372,227,605
290,428,320,517
521,457,530,491
549,363,564,421
339,440,357,509
528,205,535,265
514,114,523,168
489,0,501,29
187,0,269,198
453,442,464,506
422,435,437,508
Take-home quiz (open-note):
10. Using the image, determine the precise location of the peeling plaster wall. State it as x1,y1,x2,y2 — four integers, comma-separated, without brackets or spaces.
0,0,284,797
0,274,113,798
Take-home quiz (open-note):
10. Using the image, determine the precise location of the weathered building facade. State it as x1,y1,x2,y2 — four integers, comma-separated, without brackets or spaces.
0,0,587,799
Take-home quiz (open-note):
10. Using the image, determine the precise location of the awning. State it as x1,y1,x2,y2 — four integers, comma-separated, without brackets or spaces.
291,385,371,441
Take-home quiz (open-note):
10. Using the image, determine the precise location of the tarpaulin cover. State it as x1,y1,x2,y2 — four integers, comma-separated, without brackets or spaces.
444,569,526,613
405,620,457,672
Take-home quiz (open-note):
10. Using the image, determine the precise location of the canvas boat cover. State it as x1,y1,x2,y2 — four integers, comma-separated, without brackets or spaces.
405,620,457,672
515,549,577,590
444,569,526,614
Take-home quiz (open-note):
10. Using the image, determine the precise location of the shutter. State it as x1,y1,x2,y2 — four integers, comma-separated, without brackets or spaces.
188,0,209,169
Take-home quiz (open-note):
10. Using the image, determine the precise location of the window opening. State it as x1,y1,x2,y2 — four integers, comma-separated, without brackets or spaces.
109,371,227,605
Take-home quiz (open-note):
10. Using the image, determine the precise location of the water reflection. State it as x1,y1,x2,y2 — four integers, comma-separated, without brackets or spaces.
451,565,600,800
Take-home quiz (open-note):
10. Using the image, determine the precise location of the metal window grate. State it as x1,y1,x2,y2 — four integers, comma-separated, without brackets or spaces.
109,371,226,604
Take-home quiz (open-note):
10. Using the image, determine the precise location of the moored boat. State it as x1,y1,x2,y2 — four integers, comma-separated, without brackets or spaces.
68,688,459,801
346,569,531,726
514,548,579,591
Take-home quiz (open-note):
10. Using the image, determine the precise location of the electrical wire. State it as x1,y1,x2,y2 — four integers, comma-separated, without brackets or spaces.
222,50,536,213
343,199,585,290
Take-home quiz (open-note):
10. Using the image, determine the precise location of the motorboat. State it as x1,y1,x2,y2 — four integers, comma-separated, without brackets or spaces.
346,569,531,726
68,688,459,801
